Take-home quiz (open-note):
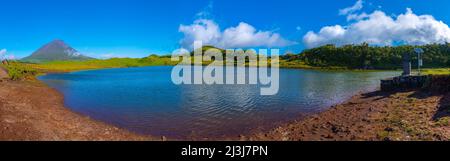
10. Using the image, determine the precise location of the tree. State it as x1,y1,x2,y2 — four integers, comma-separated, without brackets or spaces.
281,43,450,70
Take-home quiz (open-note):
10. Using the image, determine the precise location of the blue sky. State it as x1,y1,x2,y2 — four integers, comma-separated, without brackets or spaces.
1,0,450,59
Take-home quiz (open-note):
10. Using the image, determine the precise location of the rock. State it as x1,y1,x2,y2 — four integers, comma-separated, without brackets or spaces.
362,118,370,122
161,136,167,141
3,119,15,124
331,125,340,134
384,127,394,132
324,135,334,139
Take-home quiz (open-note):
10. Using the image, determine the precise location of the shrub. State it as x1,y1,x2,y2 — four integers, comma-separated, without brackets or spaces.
5,62,38,80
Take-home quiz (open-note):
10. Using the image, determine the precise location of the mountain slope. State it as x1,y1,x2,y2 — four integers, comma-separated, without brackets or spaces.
22,39,93,63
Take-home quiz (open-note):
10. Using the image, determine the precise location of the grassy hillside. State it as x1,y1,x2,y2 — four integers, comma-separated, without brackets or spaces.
22,55,178,72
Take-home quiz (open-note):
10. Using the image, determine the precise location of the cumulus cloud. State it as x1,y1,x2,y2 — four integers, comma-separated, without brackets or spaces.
0,49,6,56
346,12,369,21
339,0,364,15
0,49,15,60
0,49,6,60
179,19,221,49
196,1,214,18
179,19,296,49
303,8,450,48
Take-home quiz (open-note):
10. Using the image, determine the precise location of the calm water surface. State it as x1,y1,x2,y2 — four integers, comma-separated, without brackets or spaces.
39,66,398,139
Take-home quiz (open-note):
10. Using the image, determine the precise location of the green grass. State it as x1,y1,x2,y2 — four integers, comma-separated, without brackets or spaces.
435,117,450,127
422,68,450,75
23,57,179,72
279,60,351,70
2,61,38,80
14,53,449,75
22,57,399,74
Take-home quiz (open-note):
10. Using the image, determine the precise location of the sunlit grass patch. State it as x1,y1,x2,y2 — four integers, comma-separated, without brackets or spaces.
422,68,450,75
23,56,179,72
2,61,38,80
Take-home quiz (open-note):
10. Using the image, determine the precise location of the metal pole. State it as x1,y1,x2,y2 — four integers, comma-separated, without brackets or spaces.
418,52,421,76
415,48,424,76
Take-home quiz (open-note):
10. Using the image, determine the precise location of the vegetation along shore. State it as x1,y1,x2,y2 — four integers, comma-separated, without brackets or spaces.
1,40,450,141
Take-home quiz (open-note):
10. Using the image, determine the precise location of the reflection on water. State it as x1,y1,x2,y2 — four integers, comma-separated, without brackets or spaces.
39,66,398,139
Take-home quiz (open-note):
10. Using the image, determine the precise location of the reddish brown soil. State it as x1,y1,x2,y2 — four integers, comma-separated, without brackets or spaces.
0,80,155,141
249,90,450,141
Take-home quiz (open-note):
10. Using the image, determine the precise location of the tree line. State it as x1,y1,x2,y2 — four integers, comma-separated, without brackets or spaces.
281,43,450,69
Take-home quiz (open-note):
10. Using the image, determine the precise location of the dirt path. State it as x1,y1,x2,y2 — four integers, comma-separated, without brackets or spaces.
250,90,450,141
0,80,155,141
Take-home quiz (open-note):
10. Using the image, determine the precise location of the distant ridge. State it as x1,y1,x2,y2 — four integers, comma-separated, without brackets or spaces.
21,39,93,63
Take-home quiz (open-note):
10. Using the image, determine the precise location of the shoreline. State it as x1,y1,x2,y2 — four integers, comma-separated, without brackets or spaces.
0,79,156,141
32,66,389,141
2,65,449,141
248,89,450,141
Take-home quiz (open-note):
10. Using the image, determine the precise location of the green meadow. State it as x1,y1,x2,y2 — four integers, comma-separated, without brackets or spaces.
23,55,178,72
1,55,178,80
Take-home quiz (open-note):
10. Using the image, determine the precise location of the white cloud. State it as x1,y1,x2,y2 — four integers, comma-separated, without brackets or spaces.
0,49,6,56
7,55,15,60
0,49,7,60
303,8,450,48
179,19,221,49
339,0,364,15
179,19,296,49
196,1,214,18
0,49,16,60
346,12,369,21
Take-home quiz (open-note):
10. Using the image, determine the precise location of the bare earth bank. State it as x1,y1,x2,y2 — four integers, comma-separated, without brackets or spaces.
0,80,154,141
249,90,450,141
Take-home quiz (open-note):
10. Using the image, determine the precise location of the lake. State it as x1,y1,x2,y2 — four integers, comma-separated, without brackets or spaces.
38,66,398,139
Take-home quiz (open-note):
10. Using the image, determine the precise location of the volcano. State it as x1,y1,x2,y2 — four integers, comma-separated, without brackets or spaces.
22,39,93,63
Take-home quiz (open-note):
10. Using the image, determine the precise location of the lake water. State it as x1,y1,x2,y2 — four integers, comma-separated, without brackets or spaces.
38,66,398,139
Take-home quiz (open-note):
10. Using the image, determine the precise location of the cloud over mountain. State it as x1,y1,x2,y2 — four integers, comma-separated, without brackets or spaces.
179,19,296,49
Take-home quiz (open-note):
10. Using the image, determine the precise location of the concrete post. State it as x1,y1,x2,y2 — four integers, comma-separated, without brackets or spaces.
402,53,411,76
